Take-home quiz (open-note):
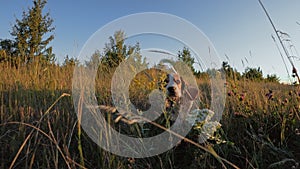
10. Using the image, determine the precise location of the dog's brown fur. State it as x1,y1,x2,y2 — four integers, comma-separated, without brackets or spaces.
164,73,198,121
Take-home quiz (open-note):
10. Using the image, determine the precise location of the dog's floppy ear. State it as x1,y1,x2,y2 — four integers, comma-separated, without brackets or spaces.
164,74,170,84
180,77,185,91
181,77,198,100
185,86,198,100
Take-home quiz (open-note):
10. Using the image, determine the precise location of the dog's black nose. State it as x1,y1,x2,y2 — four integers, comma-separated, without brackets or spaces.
167,87,175,94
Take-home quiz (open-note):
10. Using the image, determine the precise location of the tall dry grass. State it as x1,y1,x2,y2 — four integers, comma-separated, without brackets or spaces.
0,62,299,169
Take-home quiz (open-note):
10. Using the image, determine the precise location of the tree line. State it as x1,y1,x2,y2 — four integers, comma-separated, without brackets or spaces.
0,0,280,83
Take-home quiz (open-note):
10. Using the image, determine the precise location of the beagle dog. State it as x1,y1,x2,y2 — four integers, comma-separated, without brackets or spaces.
164,73,198,113
164,73,183,108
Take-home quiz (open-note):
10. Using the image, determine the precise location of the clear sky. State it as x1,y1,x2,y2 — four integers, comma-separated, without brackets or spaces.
1,0,300,82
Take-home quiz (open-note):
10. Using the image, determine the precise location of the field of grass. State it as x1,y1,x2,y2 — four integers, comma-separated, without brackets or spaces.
0,62,299,169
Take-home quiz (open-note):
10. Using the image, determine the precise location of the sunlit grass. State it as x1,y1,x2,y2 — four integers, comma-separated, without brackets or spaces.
0,62,299,169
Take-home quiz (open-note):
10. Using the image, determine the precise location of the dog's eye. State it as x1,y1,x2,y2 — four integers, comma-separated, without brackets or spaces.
175,79,181,84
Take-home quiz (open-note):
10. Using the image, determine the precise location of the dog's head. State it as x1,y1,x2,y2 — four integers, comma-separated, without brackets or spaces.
164,73,198,108
165,73,183,99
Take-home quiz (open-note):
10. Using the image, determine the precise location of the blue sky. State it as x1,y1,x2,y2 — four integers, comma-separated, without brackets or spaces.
1,0,300,82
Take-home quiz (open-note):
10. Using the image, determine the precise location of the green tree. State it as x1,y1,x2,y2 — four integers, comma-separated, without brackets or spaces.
101,30,144,70
0,39,16,56
0,39,19,67
11,0,55,65
222,61,241,80
177,47,199,75
63,55,79,67
103,31,130,67
243,67,263,81
265,74,280,83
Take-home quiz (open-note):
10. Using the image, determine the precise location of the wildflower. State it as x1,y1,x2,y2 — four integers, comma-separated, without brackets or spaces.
234,112,248,118
186,109,221,143
186,108,215,125
128,158,135,164
281,98,289,106
265,93,273,100
234,112,241,116
127,158,135,169
239,93,245,101
265,90,273,100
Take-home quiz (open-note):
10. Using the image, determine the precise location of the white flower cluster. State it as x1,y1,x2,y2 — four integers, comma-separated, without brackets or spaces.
186,109,222,143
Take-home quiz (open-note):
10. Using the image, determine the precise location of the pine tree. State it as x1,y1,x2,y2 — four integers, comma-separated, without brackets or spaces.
11,0,55,65
101,30,145,69
178,47,198,75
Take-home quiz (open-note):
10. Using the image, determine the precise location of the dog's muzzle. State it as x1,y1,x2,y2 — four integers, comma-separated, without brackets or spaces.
167,86,176,96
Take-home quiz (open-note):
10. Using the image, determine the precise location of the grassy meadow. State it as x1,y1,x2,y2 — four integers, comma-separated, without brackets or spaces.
0,62,300,169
